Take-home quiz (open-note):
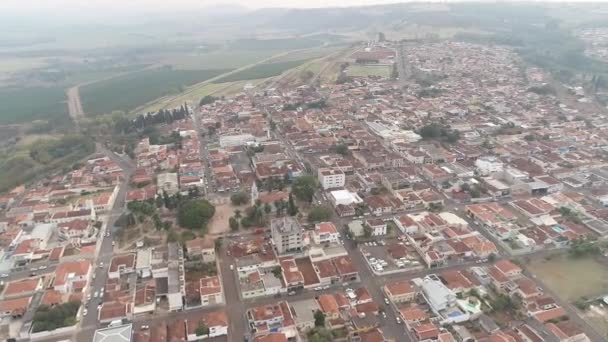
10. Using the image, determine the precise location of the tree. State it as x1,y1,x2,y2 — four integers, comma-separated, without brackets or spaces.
199,95,218,106
314,310,326,327
308,327,334,342
308,205,334,223
195,323,210,336
230,192,249,206
234,209,242,219
229,216,239,231
178,199,216,231
271,266,282,279
363,224,373,238
292,176,318,203
334,143,351,157
264,203,272,214
288,192,298,216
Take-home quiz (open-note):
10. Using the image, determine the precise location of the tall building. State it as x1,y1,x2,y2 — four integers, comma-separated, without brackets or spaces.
318,168,346,190
271,217,303,254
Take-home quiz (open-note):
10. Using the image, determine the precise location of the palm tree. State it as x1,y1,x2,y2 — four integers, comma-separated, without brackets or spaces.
234,209,242,219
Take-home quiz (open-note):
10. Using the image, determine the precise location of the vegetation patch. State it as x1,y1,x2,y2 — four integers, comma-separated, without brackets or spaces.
0,86,69,125
32,301,80,333
80,67,230,115
212,60,309,83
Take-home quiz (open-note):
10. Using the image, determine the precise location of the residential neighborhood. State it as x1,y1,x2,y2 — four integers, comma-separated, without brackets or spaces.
1,28,608,342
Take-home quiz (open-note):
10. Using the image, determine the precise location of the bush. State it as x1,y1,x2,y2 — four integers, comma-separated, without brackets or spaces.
308,205,334,223
32,301,80,332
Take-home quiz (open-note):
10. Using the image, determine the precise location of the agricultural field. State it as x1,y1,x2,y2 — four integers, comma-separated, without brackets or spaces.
161,50,284,70
80,67,230,115
0,87,69,125
137,78,268,113
527,255,608,301
227,37,324,50
212,60,309,83
346,64,391,78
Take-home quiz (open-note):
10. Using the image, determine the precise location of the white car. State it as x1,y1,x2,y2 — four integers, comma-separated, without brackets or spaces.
83,308,88,316
38,265,47,270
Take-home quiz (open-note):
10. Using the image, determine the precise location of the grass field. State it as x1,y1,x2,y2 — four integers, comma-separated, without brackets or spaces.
212,60,309,83
162,50,285,70
527,255,608,301
80,67,230,115
0,87,68,125
138,78,268,113
346,64,391,78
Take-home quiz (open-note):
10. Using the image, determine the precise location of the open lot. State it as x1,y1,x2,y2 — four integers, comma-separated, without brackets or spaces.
360,237,423,274
527,255,608,301
346,64,391,78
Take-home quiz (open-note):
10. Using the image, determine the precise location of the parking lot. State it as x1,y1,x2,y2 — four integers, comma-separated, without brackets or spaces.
359,237,424,274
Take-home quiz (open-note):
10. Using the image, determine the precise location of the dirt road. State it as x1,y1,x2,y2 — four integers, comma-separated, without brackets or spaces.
66,86,85,128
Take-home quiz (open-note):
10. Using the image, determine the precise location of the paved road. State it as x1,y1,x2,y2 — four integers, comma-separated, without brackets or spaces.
74,146,135,342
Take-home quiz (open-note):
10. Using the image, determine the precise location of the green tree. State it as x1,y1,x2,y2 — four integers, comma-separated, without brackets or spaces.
335,143,351,157
271,266,282,279
308,205,334,223
178,199,216,230
234,209,242,219
229,216,239,231
292,176,318,203
230,192,249,206
314,310,326,327
308,327,334,342
196,323,210,336
288,192,298,216
264,203,272,214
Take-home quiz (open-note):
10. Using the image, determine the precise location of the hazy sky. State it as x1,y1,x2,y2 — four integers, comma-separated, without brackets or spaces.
0,0,410,11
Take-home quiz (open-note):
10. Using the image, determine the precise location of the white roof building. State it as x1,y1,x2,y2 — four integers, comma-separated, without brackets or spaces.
330,190,363,206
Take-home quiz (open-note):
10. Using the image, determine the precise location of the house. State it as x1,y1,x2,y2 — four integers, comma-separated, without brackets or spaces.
99,301,132,323
394,215,418,234
494,259,522,279
185,238,216,262
157,173,179,195
384,280,416,303
545,320,590,342
2,278,43,299
200,276,223,306
333,256,359,282
365,218,387,236
0,296,31,318
317,294,340,319
54,260,91,294
108,254,136,279
58,219,92,240
312,222,340,245
186,310,229,341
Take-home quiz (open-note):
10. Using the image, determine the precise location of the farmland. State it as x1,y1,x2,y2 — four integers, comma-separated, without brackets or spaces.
212,60,309,83
0,87,69,125
80,68,230,115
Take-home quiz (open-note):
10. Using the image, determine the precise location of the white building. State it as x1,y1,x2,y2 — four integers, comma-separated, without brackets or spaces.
312,222,340,244
318,168,346,190
330,190,363,206
365,218,387,236
475,156,504,176
420,275,457,313
271,217,303,254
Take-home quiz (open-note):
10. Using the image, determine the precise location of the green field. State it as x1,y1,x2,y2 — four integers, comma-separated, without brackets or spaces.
346,64,391,78
162,50,285,70
527,255,608,301
227,38,323,50
80,68,230,115
212,60,309,83
0,87,68,125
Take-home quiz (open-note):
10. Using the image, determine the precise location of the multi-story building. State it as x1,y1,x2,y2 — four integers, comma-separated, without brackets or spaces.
271,217,303,254
318,168,346,190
